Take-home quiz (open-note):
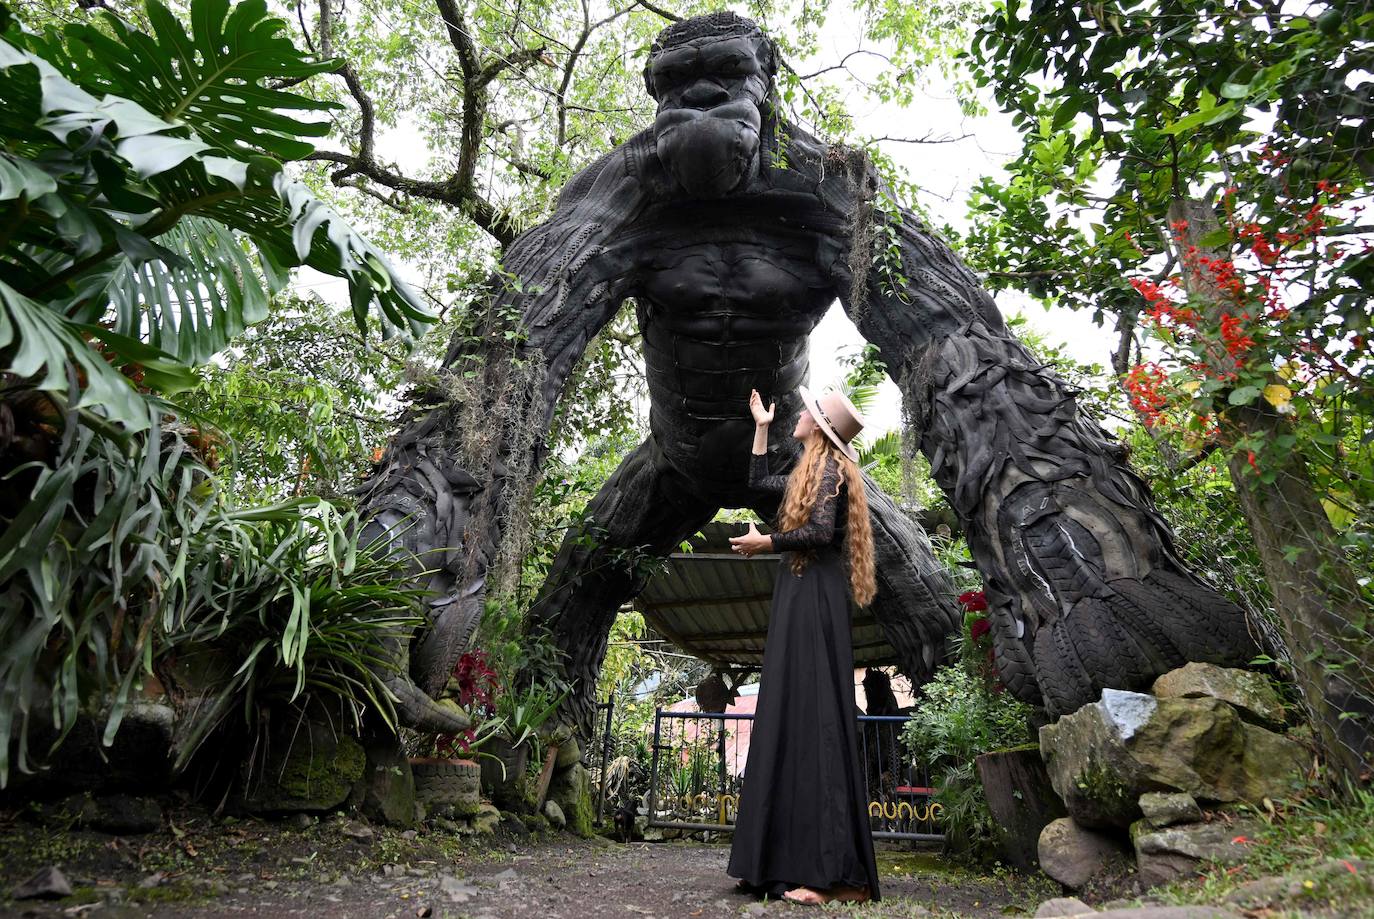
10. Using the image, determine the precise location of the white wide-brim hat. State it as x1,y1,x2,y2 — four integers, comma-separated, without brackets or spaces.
798,385,865,463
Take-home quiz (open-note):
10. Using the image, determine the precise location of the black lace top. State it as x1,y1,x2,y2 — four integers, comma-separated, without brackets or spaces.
748,453,848,552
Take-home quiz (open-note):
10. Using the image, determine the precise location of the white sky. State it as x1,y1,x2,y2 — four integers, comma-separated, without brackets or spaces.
308,3,1122,440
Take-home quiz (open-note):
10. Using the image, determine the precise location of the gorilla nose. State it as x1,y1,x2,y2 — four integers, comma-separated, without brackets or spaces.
681,80,730,109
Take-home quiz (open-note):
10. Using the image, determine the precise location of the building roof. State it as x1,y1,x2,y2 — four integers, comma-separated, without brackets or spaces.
634,521,901,668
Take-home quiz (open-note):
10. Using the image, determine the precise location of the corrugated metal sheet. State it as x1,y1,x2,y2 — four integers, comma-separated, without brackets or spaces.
634,521,899,667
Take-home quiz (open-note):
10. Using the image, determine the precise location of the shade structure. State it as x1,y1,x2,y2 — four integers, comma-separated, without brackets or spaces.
634,521,900,668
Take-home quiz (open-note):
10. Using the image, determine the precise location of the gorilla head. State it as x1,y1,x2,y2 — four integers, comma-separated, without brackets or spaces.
644,12,777,198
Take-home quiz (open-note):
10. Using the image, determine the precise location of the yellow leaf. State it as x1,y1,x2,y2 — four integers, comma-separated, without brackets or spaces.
1263,384,1293,408
1180,380,1202,393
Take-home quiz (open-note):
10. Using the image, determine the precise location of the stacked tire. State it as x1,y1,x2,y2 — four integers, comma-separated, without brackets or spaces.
409,758,481,818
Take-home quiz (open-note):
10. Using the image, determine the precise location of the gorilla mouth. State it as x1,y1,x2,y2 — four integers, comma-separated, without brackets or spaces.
654,100,762,198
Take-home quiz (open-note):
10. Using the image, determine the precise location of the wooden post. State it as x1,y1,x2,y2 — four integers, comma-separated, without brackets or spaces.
533,744,559,810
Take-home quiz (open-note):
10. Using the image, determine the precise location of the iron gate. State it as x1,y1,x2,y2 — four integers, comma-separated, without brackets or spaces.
645,710,943,842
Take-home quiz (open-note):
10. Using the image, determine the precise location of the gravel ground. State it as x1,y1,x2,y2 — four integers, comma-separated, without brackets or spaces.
0,805,1059,919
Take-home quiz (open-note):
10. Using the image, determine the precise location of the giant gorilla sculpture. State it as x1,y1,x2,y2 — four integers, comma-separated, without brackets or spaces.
356,12,1256,737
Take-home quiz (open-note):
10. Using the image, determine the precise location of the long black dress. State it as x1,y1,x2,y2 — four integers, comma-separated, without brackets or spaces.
726,452,881,901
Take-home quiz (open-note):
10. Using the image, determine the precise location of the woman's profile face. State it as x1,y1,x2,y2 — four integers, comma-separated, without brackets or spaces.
793,409,816,440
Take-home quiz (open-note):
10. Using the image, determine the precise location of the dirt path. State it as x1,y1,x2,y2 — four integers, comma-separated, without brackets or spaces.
1,808,1057,918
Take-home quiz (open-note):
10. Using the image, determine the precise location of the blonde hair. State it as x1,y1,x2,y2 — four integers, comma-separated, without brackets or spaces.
777,430,877,607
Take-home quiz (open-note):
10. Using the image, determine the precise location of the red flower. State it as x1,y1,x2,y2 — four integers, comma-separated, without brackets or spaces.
958,590,988,612
969,617,992,641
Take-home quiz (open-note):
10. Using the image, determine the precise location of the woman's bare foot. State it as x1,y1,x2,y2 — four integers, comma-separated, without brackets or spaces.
782,885,869,905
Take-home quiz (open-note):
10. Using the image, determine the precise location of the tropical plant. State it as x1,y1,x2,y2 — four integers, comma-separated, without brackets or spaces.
902,597,1034,862
0,0,434,787
961,0,1374,784
166,506,427,770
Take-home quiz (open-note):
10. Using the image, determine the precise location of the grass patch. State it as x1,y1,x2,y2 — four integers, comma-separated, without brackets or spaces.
1147,784,1374,915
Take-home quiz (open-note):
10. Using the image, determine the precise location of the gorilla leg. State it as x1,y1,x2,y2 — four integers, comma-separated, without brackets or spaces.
527,438,718,737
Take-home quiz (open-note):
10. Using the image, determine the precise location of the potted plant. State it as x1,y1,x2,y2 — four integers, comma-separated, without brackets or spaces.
481,682,567,794
409,650,502,816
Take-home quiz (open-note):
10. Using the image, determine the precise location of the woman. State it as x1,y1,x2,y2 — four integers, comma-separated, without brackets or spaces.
725,386,880,906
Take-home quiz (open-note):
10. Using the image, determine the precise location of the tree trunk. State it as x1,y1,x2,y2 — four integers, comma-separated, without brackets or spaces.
975,746,1066,871
1169,198,1374,786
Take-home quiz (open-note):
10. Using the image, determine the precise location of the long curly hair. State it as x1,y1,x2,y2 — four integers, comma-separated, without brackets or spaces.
777,430,876,607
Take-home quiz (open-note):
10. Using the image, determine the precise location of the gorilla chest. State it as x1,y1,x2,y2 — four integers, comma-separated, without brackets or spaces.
635,238,833,337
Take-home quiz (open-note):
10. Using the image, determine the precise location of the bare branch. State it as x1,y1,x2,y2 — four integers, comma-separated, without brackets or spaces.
478,44,550,87
868,132,973,145
795,49,893,81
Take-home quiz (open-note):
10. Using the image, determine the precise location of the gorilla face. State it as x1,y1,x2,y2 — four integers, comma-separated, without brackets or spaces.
649,35,770,198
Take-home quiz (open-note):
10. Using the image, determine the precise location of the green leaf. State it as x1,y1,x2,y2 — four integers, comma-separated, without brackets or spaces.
1162,101,1240,135
1228,385,1262,406
1198,228,1232,248
0,278,150,429
0,152,56,200
117,134,211,179
69,0,338,160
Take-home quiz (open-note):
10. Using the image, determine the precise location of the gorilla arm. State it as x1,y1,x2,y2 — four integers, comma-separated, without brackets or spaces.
826,163,1256,716
355,140,649,732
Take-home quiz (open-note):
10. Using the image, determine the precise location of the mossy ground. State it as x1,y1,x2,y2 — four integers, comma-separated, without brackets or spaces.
3,790,1372,916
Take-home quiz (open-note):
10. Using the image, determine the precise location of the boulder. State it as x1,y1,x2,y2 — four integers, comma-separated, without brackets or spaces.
354,735,417,828
1138,792,1202,829
39,793,163,834
543,799,567,829
471,803,502,834
1040,690,1307,828
554,737,582,769
1223,857,1369,909
1152,663,1286,730
547,761,594,837
1035,897,1094,917
241,721,366,813
1132,818,1263,888
12,866,72,900
1038,817,1129,889
6,703,175,800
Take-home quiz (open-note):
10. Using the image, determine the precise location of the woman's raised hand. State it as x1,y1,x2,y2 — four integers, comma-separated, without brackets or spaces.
749,389,775,426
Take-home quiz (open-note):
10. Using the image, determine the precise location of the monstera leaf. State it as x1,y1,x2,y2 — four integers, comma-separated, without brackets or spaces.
0,7,433,428
60,0,337,160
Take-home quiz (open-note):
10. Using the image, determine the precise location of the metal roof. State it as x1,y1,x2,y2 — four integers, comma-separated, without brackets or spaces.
634,521,900,668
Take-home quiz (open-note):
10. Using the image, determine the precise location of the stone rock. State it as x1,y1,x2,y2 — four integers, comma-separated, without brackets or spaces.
439,874,477,903
41,793,162,834
547,761,594,837
1038,817,1129,889
1035,897,1095,917
355,735,417,828
1152,663,1286,730
241,721,365,813
543,799,567,829
554,737,582,769
13,865,73,900
499,811,529,836
1040,690,1308,828
1132,818,1263,888
471,803,502,834
1138,792,1202,829
1060,910,1242,919
1223,857,1368,909
10,704,175,797
287,813,315,830
339,820,374,840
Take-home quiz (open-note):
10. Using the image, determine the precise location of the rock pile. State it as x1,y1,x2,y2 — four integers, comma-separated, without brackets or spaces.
1035,663,1308,890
